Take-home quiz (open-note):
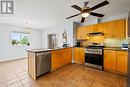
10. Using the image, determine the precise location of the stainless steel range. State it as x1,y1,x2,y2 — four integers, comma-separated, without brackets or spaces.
85,43,104,70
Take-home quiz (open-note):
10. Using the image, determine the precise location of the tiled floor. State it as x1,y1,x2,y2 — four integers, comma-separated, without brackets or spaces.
0,58,128,87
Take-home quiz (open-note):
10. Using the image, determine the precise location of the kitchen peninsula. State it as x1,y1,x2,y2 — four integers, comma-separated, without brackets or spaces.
27,47,72,80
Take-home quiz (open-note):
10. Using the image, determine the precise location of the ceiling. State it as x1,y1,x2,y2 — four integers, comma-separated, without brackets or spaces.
0,0,130,29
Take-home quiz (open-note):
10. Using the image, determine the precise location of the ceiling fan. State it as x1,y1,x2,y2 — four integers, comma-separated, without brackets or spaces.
66,0,109,23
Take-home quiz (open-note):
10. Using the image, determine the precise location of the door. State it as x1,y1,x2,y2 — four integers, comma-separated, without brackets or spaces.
104,50,117,71
117,51,128,74
74,48,85,64
76,27,84,39
114,19,126,38
66,48,72,64
104,21,115,38
61,49,68,65
51,51,61,71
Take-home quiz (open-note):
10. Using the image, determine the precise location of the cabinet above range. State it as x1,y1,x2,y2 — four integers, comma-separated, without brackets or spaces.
76,19,127,40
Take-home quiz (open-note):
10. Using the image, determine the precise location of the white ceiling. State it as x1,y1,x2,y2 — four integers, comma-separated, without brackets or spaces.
0,0,130,29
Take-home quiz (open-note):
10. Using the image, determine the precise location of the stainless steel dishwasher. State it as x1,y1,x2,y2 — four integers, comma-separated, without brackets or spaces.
36,52,51,77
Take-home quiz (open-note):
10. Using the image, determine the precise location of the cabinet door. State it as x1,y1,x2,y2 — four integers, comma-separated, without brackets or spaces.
117,51,128,74
114,19,126,38
86,24,97,33
74,48,79,61
104,50,117,71
81,27,88,39
104,21,115,38
92,24,99,32
61,48,72,65
67,48,72,64
97,23,104,32
76,27,89,40
76,28,81,39
51,51,61,71
74,48,85,64
76,27,85,39
104,19,126,38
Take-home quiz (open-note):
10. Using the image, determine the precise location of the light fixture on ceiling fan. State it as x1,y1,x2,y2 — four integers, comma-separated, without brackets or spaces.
81,2,90,18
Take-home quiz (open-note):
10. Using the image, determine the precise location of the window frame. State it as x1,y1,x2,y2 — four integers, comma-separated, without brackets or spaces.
10,31,30,47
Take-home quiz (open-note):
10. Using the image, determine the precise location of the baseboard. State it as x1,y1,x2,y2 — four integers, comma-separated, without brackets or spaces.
0,57,27,63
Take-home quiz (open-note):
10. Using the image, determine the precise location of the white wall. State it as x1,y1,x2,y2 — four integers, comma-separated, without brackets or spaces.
0,23,42,61
42,21,74,48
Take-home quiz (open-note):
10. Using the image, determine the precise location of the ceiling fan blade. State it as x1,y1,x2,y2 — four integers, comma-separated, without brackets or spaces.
81,17,85,23
90,12,104,17
66,13,81,19
71,5,82,11
90,0,109,11
84,2,89,6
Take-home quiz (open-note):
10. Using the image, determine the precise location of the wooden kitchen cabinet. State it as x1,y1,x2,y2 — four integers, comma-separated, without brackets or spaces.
61,48,72,65
104,19,126,38
104,50,128,74
114,19,126,38
76,27,88,40
74,47,85,64
103,21,115,38
51,48,72,71
76,19,127,40
104,50,117,71
86,24,98,33
97,23,104,32
76,27,83,39
117,51,128,74
51,51,62,71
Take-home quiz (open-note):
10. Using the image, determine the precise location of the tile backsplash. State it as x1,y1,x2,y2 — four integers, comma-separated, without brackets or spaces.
81,37,130,47
103,38,130,47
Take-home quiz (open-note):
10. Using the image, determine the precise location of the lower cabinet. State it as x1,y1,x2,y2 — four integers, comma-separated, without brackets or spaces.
51,51,62,71
74,47,85,64
51,48,72,71
104,50,128,74
117,51,128,74
104,50,117,71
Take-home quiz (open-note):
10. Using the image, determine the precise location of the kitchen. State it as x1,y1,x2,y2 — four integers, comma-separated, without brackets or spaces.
0,0,130,87
27,18,129,78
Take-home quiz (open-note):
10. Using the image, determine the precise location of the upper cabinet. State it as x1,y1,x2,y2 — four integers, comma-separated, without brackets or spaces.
104,19,126,38
103,21,115,38
76,27,88,40
76,24,98,40
76,19,127,39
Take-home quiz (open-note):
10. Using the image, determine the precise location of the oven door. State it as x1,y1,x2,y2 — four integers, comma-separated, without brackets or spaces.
85,53,103,66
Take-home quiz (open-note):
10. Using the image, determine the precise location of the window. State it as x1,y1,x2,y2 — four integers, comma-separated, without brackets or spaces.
11,31,30,46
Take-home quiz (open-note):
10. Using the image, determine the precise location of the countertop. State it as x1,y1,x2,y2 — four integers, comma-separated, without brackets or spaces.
26,47,73,53
74,46,86,48
74,46,129,52
104,47,129,52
